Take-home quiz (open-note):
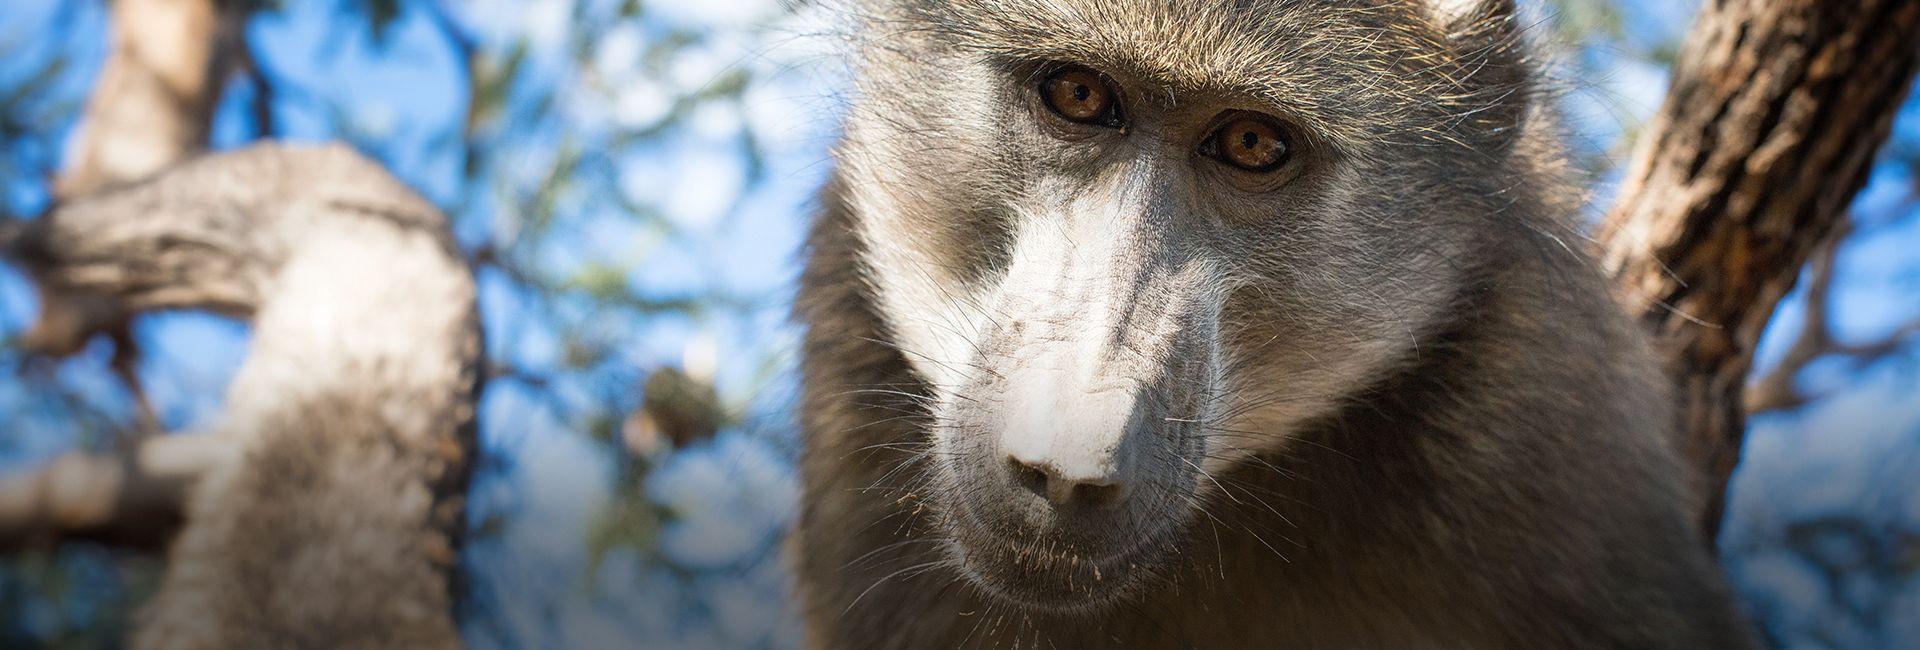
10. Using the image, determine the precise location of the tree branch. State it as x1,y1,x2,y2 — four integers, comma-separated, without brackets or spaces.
1744,227,1846,414
1598,0,1920,541
0,434,231,552
54,0,242,197
1,143,479,647
1746,194,1920,413
20,0,250,441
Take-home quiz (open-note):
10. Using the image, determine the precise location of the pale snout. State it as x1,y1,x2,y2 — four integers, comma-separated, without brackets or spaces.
998,356,1141,511
939,239,1223,558
931,162,1227,606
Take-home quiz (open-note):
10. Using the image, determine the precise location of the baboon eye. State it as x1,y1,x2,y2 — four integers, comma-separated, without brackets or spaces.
1203,114,1291,173
1039,65,1123,128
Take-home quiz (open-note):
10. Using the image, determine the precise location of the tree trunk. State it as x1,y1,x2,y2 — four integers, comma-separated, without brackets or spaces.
2,1,481,646
1599,0,1920,542
6,144,480,648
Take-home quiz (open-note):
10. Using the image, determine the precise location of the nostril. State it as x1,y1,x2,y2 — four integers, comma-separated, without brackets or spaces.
1005,457,1126,509
1008,458,1050,498
1073,481,1124,508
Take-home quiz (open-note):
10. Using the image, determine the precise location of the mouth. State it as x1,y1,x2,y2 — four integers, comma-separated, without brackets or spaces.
942,520,1171,615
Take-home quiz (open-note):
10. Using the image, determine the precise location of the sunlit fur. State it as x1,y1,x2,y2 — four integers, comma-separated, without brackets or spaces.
793,0,1757,647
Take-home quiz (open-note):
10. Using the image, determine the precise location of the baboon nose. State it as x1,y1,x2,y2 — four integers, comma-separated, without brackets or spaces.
1007,457,1126,509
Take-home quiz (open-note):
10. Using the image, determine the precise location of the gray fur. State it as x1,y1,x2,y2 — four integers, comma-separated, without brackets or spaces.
794,0,1756,646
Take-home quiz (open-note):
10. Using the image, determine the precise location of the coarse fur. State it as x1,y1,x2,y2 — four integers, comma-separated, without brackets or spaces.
793,0,1757,647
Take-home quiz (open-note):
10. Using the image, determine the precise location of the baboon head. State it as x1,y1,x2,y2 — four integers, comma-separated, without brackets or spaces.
836,0,1537,612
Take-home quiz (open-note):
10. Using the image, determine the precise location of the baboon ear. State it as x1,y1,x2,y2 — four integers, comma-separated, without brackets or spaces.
1427,0,1531,150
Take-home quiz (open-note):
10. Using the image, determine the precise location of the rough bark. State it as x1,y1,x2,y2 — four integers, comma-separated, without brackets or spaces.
3,144,480,649
1598,0,1920,541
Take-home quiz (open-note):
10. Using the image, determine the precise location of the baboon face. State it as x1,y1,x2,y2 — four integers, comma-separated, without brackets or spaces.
838,0,1526,611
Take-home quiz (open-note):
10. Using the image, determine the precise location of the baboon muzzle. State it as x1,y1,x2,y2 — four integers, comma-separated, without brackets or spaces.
934,172,1221,606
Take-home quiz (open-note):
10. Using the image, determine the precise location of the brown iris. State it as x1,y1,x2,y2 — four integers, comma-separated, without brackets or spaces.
1040,66,1122,127
1205,115,1291,172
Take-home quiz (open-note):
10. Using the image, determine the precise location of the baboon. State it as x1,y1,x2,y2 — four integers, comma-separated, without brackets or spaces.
793,0,1757,647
